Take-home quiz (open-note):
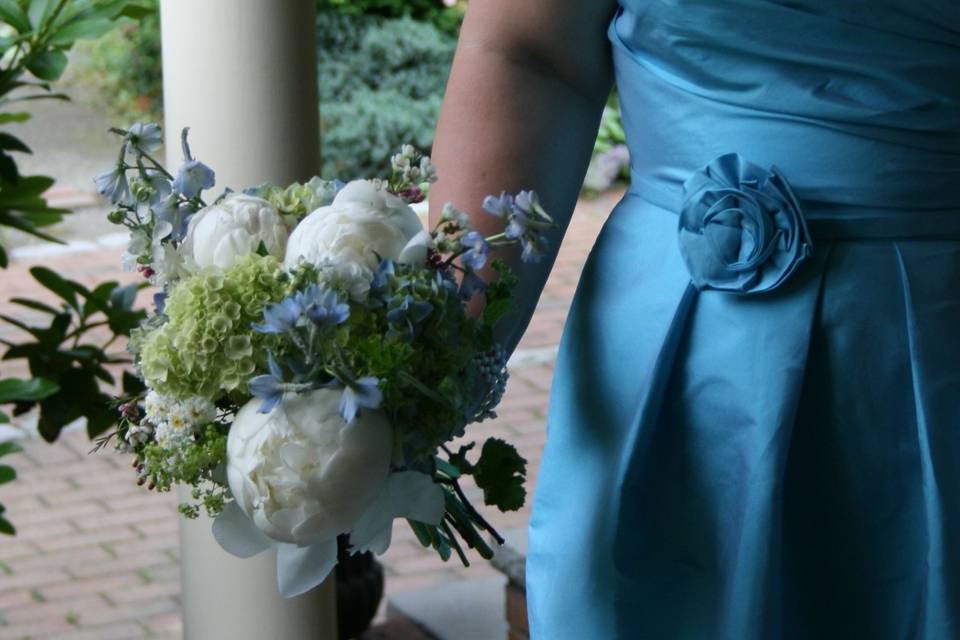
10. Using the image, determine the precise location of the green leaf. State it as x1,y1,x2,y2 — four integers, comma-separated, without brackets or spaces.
0,244,6,268
49,17,116,44
0,465,15,484
29,267,79,311
0,410,7,423
0,514,14,535
27,0,55,28
9,297,59,315
0,377,59,403
255,240,269,257
473,438,527,512
26,49,68,82
447,442,476,475
0,0,31,32
0,441,20,457
119,3,155,20
0,133,30,154
0,112,30,124
434,456,461,479
122,370,145,395
0,151,19,182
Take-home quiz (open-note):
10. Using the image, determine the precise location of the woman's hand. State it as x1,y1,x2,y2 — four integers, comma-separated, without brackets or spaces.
430,0,619,354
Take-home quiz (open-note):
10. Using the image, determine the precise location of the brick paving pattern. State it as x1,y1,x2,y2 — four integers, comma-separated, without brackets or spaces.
0,190,621,639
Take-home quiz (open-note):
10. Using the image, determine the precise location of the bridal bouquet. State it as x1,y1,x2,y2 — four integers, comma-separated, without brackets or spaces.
94,124,554,596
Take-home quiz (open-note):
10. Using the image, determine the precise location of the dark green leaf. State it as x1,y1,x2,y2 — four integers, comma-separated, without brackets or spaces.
255,240,269,257
26,49,68,82
122,370,145,395
0,152,19,182
0,465,15,484
448,442,476,475
473,438,527,512
0,91,71,104
0,410,7,423
29,267,79,311
92,365,115,385
407,520,433,548
9,297,59,315
0,244,7,268
49,17,116,44
0,0,31,32
119,3,155,19
0,174,54,198
0,515,14,535
481,298,512,328
0,441,22,457
0,377,59,403
0,133,30,154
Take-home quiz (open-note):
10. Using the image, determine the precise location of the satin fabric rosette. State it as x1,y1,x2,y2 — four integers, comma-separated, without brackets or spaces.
678,153,813,295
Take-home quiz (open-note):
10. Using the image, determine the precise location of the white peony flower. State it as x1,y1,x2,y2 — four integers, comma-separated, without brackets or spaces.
215,388,445,597
181,194,288,272
225,387,394,545
284,180,426,300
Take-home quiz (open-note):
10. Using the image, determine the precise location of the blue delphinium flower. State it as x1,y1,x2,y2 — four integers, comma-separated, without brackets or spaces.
154,196,193,242
173,160,216,199
153,292,167,316
459,271,488,300
249,352,285,413
253,297,302,334
338,376,383,423
370,259,395,293
504,209,528,239
460,231,490,271
386,294,433,338
298,284,350,327
520,234,548,263
94,166,131,205
482,192,514,219
126,123,163,154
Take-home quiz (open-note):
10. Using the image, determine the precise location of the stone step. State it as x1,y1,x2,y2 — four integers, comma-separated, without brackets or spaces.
387,576,507,640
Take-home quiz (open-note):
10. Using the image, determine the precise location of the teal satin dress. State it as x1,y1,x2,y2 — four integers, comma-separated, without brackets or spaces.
526,1,959,638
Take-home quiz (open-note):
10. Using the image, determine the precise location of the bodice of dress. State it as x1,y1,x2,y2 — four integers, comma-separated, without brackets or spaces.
611,0,960,217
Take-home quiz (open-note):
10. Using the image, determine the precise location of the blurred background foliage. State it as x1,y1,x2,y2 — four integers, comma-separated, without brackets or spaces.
0,0,152,535
75,0,629,192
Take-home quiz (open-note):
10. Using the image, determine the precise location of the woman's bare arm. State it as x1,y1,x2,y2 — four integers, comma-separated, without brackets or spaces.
429,0,619,355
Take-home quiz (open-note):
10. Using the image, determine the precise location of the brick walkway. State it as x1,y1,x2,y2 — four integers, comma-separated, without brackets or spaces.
0,190,620,639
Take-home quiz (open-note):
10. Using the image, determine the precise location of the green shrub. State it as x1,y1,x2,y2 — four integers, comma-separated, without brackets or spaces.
318,13,456,178
318,0,464,35
77,0,162,122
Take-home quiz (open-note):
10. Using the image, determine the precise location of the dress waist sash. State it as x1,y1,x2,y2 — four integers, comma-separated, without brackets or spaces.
629,169,960,242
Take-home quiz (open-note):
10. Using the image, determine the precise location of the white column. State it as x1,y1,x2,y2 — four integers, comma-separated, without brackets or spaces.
160,2,335,638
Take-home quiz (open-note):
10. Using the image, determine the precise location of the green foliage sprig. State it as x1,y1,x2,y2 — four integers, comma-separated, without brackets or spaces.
0,268,146,441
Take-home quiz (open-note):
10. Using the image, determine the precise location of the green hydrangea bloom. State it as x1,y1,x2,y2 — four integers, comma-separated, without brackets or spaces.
138,255,287,400
252,177,338,221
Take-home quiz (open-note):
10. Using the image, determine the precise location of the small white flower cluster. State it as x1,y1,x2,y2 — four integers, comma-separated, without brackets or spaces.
143,391,217,449
391,145,438,185
124,423,155,449
430,203,472,253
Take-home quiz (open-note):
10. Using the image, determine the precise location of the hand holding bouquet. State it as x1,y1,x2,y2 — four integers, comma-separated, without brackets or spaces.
96,125,555,596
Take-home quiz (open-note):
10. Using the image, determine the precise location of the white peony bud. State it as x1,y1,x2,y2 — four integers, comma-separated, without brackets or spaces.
181,194,288,272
